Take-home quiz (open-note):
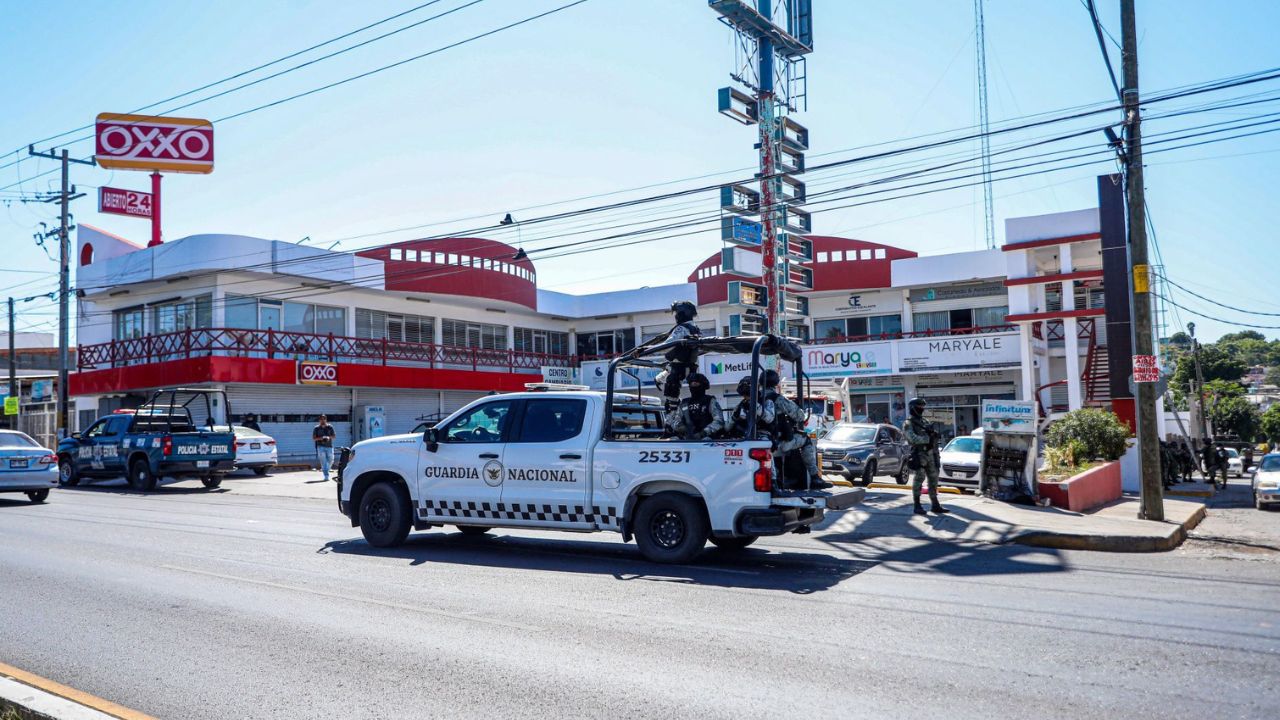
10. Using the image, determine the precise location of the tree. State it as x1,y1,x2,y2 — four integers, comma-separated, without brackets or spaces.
1203,379,1245,400
1208,395,1261,441
1171,345,1247,393
1218,330,1266,343
1261,405,1280,445
1045,408,1130,462
1265,366,1280,389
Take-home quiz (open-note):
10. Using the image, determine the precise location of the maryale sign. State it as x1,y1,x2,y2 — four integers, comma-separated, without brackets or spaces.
99,186,153,218
898,332,1020,372
95,113,214,174
298,360,339,386
804,341,893,378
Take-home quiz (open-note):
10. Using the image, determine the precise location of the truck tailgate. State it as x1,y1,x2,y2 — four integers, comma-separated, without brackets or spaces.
772,487,865,511
167,433,235,462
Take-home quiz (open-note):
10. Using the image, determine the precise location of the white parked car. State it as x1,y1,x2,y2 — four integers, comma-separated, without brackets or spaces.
0,430,58,503
938,435,984,490
233,426,278,476
1224,447,1244,478
1251,453,1280,510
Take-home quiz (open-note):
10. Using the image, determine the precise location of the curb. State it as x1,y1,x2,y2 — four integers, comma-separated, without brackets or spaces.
866,482,964,495
1011,503,1207,553
0,663,155,720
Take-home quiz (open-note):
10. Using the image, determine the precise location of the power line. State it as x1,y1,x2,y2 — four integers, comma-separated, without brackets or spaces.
1156,273,1280,317
1083,0,1123,102
1156,294,1280,331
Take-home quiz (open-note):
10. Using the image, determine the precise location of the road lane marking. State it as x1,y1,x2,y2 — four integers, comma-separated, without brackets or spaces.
159,565,542,632
0,660,157,720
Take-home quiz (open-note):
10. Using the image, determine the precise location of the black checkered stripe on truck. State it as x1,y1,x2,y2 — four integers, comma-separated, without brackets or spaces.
419,499,620,528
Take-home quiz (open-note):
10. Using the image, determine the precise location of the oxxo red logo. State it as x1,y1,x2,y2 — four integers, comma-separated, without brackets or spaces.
299,361,338,386
94,113,215,174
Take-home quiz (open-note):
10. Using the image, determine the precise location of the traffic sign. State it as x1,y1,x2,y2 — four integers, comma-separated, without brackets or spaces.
95,113,214,174
1133,354,1160,383
99,186,154,218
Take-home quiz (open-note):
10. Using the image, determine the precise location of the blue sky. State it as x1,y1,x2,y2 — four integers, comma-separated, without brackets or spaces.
2,0,1278,342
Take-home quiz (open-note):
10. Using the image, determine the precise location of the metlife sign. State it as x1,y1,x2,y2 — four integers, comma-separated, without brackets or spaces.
700,353,793,386
804,342,893,378
898,332,1020,371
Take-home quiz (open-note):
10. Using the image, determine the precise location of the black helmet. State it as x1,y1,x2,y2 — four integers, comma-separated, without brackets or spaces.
736,376,752,396
761,369,781,388
671,300,697,323
908,397,927,415
687,372,710,389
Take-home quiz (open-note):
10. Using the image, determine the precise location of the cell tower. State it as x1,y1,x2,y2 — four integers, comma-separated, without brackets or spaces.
709,0,814,338
975,0,996,248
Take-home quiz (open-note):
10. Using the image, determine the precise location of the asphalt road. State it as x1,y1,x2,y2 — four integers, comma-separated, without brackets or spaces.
1,481,1277,720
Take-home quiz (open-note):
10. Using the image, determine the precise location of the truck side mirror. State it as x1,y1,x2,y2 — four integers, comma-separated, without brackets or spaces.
424,427,439,452
70,431,82,440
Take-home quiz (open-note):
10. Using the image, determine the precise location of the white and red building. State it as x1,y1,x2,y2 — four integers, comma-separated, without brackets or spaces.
71,178,1152,463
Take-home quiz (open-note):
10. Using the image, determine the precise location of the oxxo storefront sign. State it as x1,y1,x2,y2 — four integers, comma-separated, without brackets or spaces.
298,360,338,386
804,342,893,378
898,333,1019,372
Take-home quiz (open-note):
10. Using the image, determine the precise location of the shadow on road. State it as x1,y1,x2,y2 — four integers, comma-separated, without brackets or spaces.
320,532,878,594
54,478,230,496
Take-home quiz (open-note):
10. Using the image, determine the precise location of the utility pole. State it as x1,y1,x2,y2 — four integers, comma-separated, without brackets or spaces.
1120,0,1163,521
6,297,14,432
27,146,92,439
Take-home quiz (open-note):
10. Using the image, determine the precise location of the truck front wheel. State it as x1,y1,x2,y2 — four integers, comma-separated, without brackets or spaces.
634,492,709,564
201,475,223,489
58,457,79,487
709,535,757,551
359,482,411,548
128,458,158,492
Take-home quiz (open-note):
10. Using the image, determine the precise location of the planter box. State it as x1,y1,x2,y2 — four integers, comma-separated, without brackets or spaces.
1038,460,1122,512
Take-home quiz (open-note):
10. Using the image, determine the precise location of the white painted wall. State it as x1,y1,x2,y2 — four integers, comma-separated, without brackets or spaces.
1004,207,1099,243
891,248,1005,288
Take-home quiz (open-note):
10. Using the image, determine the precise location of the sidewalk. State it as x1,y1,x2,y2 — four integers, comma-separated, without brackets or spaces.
821,487,1206,552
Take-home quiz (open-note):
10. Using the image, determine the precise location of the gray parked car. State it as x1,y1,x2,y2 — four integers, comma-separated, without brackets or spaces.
818,422,909,486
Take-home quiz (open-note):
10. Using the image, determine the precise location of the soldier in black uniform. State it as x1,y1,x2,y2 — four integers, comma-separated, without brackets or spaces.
664,373,725,440
653,300,703,414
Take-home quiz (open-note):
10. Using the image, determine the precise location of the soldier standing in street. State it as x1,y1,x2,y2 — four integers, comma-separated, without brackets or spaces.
759,370,830,490
665,373,725,440
904,397,948,515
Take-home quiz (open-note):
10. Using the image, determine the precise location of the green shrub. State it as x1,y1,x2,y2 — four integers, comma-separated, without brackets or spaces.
1044,408,1130,462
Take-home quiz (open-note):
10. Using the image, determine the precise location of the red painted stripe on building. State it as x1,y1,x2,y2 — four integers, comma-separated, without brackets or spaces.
1000,232,1101,252
1003,269,1105,287
1004,308,1107,323
70,357,541,396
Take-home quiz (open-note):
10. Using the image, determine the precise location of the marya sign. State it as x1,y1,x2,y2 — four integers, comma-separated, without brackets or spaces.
298,360,338,386
980,399,1037,434
804,342,893,378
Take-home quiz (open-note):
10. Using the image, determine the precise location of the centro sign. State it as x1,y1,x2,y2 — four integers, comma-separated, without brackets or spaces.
95,113,215,174
298,361,339,386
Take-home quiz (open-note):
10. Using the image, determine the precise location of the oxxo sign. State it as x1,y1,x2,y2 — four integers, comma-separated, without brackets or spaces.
94,113,215,174
298,361,339,386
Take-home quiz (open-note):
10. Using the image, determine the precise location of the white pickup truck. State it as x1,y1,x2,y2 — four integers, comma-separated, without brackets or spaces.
336,333,862,563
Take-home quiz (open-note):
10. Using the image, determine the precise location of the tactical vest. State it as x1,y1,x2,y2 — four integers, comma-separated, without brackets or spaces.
683,394,715,432
763,391,795,440
664,321,702,363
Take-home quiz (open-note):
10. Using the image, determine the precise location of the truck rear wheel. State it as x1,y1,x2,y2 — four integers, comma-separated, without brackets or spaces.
201,475,223,489
58,457,79,487
128,458,158,492
359,482,411,548
709,535,757,551
634,492,709,564
456,525,491,536
26,490,49,503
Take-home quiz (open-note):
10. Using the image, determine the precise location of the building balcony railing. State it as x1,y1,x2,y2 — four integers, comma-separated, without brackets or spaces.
76,328,577,373
807,323,1016,346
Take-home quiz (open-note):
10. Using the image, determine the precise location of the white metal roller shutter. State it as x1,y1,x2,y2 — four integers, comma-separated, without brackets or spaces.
354,390,440,436
226,385,353,463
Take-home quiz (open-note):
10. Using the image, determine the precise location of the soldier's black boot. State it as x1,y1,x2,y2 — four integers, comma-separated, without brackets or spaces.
930,501,950,514
913,501,927,515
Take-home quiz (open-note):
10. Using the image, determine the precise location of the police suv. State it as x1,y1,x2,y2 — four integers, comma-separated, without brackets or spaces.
336,335,863,563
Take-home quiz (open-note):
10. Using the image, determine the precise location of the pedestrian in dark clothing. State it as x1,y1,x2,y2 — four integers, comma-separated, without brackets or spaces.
242,414,262,432
313,414,336,481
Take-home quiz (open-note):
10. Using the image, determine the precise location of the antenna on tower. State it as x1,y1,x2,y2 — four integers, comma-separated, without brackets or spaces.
975,0,996,249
